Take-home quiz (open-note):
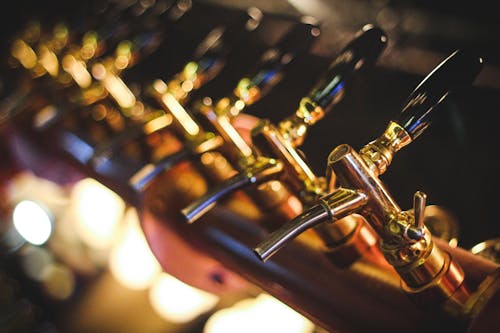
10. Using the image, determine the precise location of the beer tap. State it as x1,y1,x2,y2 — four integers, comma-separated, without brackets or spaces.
181,25,387,228
10,0,191,79
86,8,263,171
254,49,483,313
3,0,191,128
129,17,320,191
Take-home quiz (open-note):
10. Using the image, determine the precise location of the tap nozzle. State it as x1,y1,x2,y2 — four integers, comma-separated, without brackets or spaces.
254,188,368,261
181,25,387,226
182,158,283,223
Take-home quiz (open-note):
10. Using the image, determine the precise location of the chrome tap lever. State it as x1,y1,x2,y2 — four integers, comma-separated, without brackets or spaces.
182,158,283,223
316,50,484,308
398,191,427,243
395,49,483,140
413,191,426,230
254,188,369,261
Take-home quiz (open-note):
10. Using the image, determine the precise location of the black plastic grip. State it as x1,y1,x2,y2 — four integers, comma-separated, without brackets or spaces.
396,49,483,139
308,25,387,111
193,7,263,61
187,7,262,80
245,17,321,90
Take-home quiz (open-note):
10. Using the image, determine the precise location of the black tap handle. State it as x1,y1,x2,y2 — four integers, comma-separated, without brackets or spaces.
193,7,262,61
188,7,262,81
244,17,321,92
396,49,483,139
307,25,387,111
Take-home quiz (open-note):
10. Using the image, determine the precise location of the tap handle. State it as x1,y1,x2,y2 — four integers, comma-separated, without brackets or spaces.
395,49,483,139
306,25,387,113
254,188,368,261
185,7,263,86
235,17,321,103
182,158,283,223
193,7,262,61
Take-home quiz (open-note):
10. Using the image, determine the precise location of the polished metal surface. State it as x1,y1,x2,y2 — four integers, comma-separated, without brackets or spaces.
254,187,368,261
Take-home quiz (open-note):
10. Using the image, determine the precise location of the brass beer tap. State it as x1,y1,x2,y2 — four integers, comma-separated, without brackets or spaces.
129,17,320,191
87,8,263,170
182,25,387,225
254,49,484,315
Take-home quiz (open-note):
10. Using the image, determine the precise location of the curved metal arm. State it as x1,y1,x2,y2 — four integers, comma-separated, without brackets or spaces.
182,159,284,223
254,188,368,261
129,148,191,192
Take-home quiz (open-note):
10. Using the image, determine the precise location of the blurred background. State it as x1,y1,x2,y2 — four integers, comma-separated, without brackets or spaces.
1,1,499,332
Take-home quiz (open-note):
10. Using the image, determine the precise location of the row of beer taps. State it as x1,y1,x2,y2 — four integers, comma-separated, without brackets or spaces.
3,0,488,322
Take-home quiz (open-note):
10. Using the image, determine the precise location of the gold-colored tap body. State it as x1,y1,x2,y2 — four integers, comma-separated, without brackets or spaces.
325,126,469,313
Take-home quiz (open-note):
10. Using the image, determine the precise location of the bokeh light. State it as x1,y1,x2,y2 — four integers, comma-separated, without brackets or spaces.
71,178,125,250
204,294,314,333
13,200,53,246
109,207,161,290
149,272,220,324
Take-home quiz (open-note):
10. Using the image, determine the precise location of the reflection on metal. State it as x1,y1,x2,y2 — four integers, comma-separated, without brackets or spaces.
471,238,500,264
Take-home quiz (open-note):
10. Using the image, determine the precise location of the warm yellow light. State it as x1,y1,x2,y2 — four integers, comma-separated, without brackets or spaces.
71,178,125,249
38,45,59,77
152,79,168,94
13,200,53,246
109,208,161,290
41,263,75,300
161,92,199,136
91,62,136,108
204,294,314,333
143,114,173,135
149,272,219,323
62,54,92,88
11,39,37,69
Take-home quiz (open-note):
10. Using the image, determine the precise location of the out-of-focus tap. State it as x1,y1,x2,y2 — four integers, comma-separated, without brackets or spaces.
87,10,261,172
129,16,320,191
254,49,483,315
9,0,191,80
3,0,192,129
